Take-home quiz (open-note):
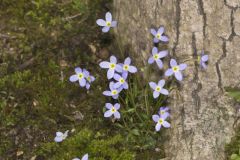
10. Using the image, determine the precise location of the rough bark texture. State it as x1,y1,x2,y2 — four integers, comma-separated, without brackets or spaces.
113,0,240,160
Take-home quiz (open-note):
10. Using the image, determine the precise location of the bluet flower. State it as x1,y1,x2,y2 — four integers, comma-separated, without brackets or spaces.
104,103,121,119
149,80,169,98
148,47,168,69
96,12,117,33
165,59,187,81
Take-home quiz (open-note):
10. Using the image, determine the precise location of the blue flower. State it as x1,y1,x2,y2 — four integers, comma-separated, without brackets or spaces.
152,113,170,131
113,73,128,90
148,47,168,69
72,154,88,160
149,80,169,98
159,107,170,118
54,130,68,142
69,67,88,87
99,56,122,79
83,69,95,90
150,26,169,43
165,59,187,81
119,57,137,77
198,50,208,69
96,12,117,33
104,103,121,119
103,82,122,99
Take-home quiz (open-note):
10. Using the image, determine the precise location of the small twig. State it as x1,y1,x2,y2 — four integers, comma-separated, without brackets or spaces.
64,13,82,21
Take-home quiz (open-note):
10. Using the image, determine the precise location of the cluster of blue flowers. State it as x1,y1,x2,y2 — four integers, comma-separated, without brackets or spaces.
69,67,95,90
53,11,209,159
99,56,137,118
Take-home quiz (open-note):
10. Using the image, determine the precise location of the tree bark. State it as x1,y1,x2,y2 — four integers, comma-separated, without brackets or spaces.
113,0,240,159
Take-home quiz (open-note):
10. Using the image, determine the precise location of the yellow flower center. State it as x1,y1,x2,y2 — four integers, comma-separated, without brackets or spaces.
158,118,164,124
109,63,116,69
112,90,117,95
106,21,111,27
123,64,129,71
78,73,84,79
87,77,91,82
153,54,159,60
197,55,201,62
111,107,116,113
120,78,125,84
160,111,165,115
156,33,161,39
173,66,179,72
156,86,161,92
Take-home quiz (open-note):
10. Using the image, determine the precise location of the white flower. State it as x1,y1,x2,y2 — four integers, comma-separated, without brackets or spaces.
54,130,69,142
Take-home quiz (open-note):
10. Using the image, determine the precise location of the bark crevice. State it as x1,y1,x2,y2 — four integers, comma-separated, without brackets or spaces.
191,32,202,115
172,0,181,57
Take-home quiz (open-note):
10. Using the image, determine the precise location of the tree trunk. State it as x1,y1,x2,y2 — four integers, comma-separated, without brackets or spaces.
113,0,240,159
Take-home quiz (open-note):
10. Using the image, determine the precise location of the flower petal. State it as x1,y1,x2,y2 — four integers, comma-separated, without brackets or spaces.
148,57,154,64
152,115,160,122
105,12,112,22
153,38,159,43
114,82,122,88
160,88,169,95
114,103,120,110
110,56,117,63
155,123,161,131
158,80,165,87
160,35,169,42
56,132,63,137
202,55,208,62
96,19,106,26
112,94,119,99
111,21,117,27
105,103,113,109
175,72,183,81
157,26,164,34
86,83,90,90
163,121,171,128
153,91,160,98
107,69,115,79
79,78,86,87
165,69,174,76
158,50,168,58
113,73,121,81
161,113,169,120
75,67,82,74
124,57,131,65
109,81,115,90
170,59,177,67
201,62,207,69
152,47,158,54
102,26,110,33
99,61,110,69
82,154,88,160
129,66,137,73
103,91,111,96
149,82,157,90
114,111,121,119
156,59,163,69
150,28,157,36
104,110,113,117
54,136,63,142
123,82,129,89
69,75,79,82
115,64,123,73
179,64,187,70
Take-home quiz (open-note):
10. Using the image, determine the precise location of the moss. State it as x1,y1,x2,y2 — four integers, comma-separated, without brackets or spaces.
36,128,135,160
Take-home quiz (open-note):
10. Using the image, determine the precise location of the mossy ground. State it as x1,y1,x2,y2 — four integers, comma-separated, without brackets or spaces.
0,1,168,159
